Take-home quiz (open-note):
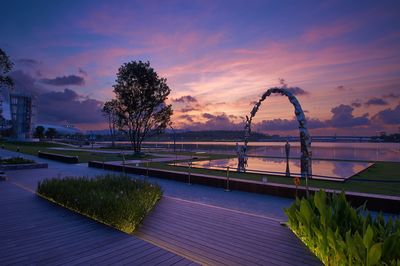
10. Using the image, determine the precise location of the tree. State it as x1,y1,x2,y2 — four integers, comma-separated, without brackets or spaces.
45,128,57,140
34,126,45,139
0,48,14,89
102,99,119,147
0,49,14,135
113,61,173,154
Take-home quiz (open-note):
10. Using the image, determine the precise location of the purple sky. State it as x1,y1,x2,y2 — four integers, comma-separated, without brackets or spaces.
1,0,400,135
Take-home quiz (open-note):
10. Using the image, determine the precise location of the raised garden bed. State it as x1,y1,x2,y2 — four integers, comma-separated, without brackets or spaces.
0,163,48,171
37,174,162,233
38,151,79,164
0,157,34,164
0,157,48,171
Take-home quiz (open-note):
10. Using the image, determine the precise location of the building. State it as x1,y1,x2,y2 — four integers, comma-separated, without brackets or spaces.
9,93,34,140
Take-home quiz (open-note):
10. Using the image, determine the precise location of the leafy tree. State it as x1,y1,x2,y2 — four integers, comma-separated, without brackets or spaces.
34,125,45,139
0,49,14,135
102,99,119,147
0,48,14,88
45,128,57,140
113,61,173,153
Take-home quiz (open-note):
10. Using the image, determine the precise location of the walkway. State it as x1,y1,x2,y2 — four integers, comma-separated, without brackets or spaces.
1,149,321,265
0,181,196,265
136,196,321,265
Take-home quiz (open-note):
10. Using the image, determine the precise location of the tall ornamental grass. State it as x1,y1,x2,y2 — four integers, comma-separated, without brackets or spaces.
37,174,162,233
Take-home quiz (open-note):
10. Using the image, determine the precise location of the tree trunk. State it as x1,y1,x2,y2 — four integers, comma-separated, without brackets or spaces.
133,141,141,154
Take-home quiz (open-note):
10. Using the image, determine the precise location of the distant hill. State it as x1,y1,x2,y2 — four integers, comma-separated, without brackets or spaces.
147,130,272,142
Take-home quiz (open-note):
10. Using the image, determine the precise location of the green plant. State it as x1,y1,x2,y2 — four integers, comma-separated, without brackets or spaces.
0,157,34,164
37,175,162,233
285,190,400,265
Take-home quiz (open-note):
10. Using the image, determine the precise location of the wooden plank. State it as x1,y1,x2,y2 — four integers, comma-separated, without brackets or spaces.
1,168,321,266
47,236,148,265
154,255,186,266
136,231,229,265
136,197,322,266
143,201,312,253
0,182,191,265
140,216,316,264
145,208,308,253
138,220,296,266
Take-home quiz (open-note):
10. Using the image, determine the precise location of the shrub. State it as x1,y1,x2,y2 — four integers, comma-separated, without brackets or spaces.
285,190,400,266
37,175,162,233
0,157,35,164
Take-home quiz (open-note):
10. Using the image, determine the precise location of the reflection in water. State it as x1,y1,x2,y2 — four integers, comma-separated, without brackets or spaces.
140,141,400,162
178,157,372,181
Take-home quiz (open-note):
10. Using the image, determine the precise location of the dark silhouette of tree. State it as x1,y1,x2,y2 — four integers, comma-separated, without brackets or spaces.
113,61,173,153
45,128,57,140
34,126,45,139
0,48,14,88
0,49,14,136
102,99,119,147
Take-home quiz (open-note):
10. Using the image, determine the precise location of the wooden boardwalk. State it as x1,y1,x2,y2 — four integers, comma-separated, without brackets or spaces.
0,182,196,265
136,196,322,266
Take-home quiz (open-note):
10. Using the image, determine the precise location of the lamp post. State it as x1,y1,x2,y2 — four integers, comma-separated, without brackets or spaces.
285,139,290,177
169,123,177,164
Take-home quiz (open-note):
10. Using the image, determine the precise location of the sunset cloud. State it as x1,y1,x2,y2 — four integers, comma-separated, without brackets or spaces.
372,104,400,125
37,88,104,124
2,0,400,135
40,75,85,86
329,104,370,128
172,95,198,103
364,97,388,106
301,18,361,43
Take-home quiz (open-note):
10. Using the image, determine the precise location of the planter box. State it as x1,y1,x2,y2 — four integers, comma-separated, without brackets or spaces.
38,152,79,164
0,163,48,171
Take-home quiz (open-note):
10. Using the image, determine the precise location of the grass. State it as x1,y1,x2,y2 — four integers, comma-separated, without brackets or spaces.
37,174,162,233
0,141,152,163
0,157,35,164
1,141,68,155
39,150,152,163
143,160,400,196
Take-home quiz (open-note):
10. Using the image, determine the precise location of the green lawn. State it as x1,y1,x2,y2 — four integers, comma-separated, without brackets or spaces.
0,141,151,163
144,160,400,196
41,150,152,163
1,141,68,155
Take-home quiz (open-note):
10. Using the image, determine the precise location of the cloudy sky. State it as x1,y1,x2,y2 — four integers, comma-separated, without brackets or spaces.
1,0,399,135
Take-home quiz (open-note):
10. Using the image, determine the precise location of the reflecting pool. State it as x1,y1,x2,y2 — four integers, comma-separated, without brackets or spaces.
175,157,373,181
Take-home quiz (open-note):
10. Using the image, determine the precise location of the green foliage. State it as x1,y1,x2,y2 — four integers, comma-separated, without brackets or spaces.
0,156,34,164
34,126,45,139
45,128,57,140
0,48,14,88
112,60,173,153
285,190,400,265
37,175,162,233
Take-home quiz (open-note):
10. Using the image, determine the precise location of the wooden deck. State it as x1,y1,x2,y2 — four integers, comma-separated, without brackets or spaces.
0,182,196,265
136,196,322,266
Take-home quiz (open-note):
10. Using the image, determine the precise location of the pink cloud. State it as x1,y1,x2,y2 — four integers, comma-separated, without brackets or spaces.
301,19,361,43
